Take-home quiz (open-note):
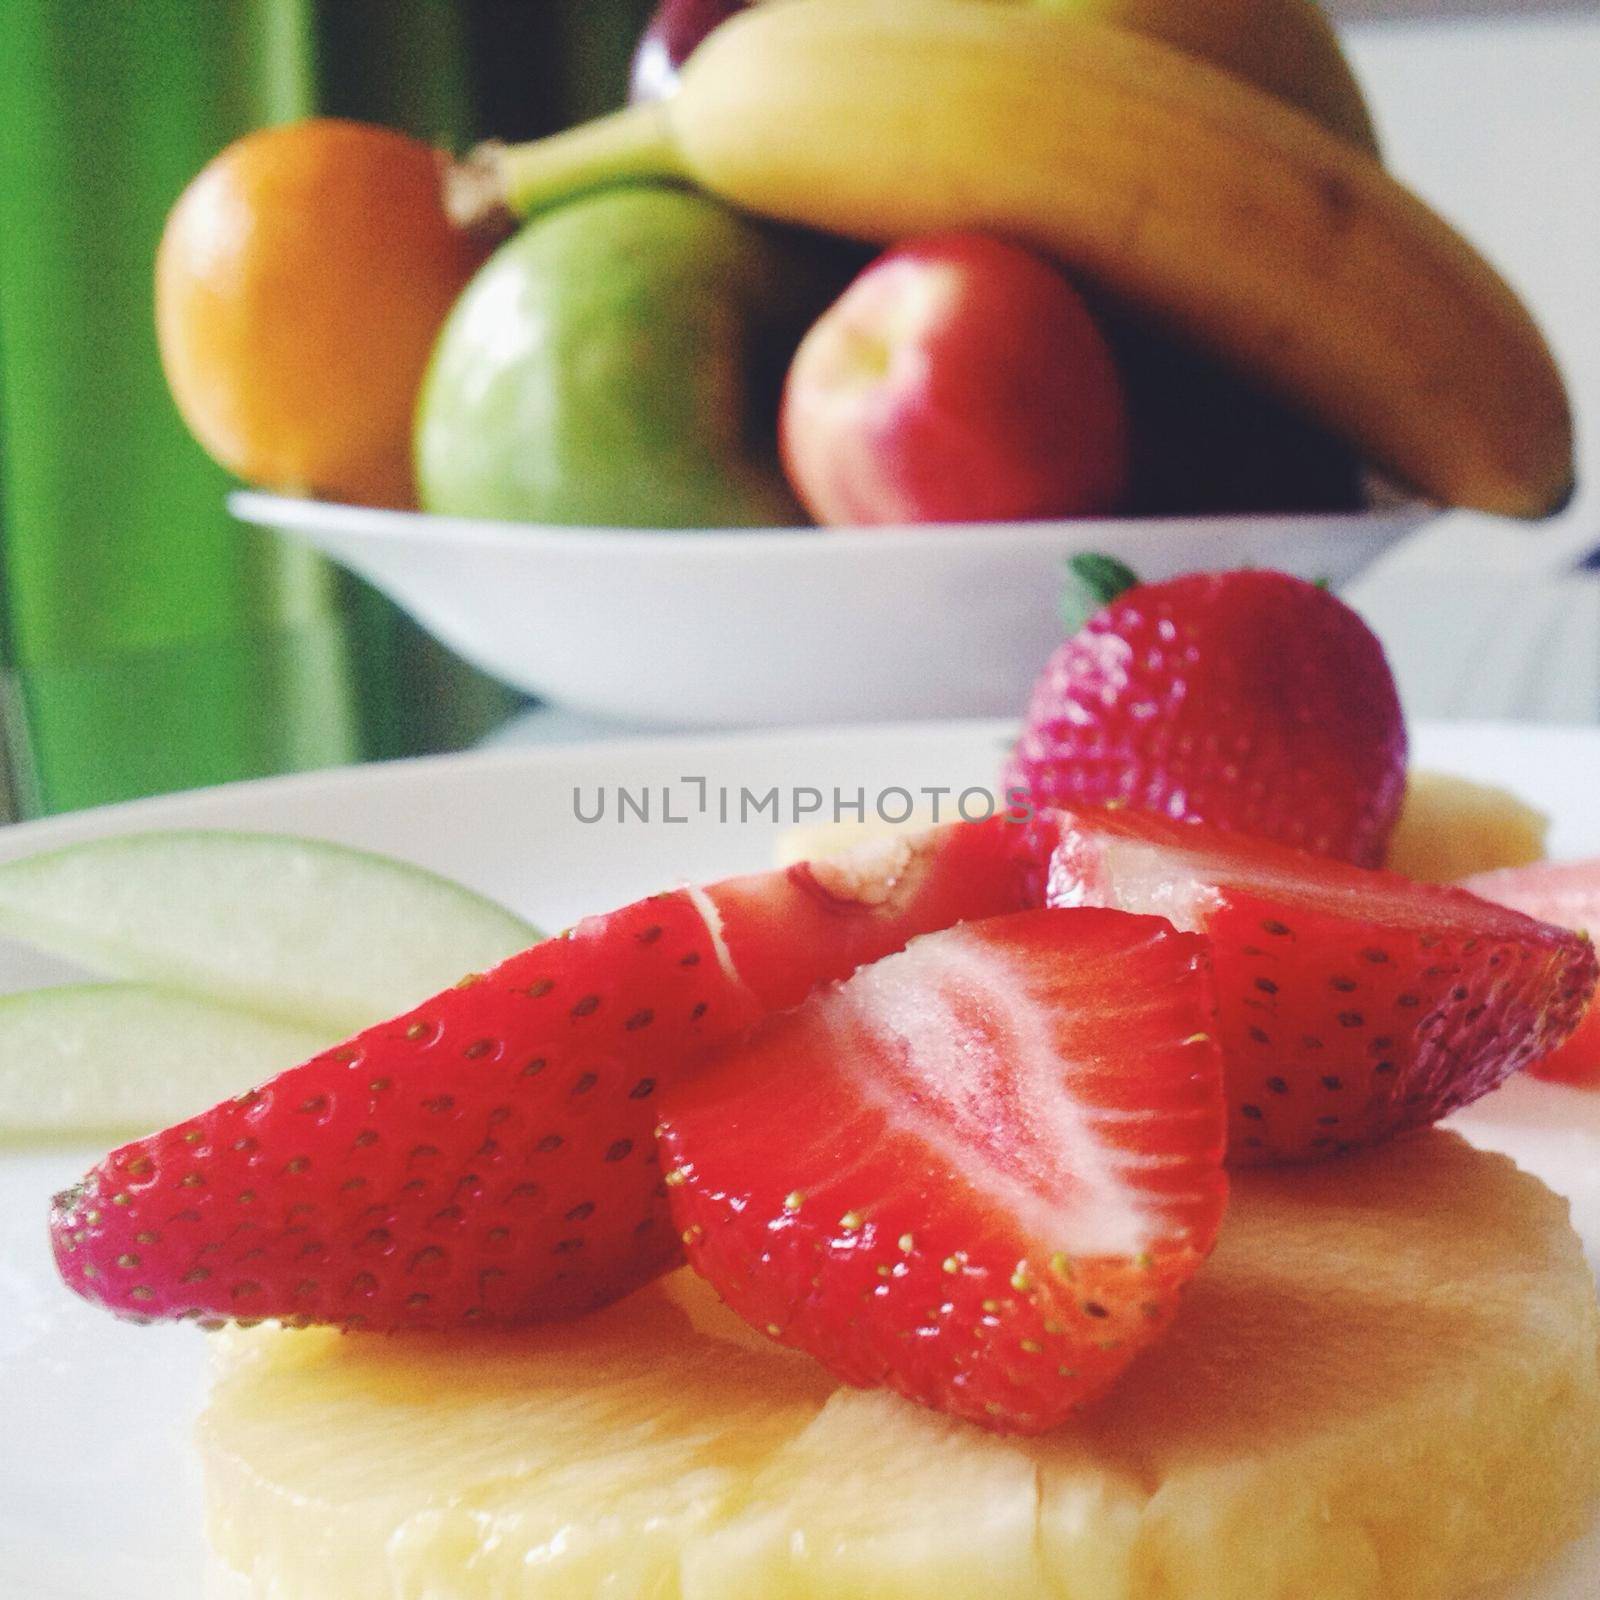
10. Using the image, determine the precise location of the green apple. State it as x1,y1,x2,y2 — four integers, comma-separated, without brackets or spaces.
415,184,859,529
0,984,329,1144
0,831,537,1036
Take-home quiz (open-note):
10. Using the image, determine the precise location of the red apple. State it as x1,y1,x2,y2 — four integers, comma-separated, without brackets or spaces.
630,0,752,103
780,233,1130,527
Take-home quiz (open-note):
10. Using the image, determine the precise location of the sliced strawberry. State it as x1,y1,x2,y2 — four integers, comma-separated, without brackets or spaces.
1462,860,1600,1086
1005,569,1408,867
51,819,1035,1331
657,908,1227,1435
707,815,1036,1007
1036,807,1598,1161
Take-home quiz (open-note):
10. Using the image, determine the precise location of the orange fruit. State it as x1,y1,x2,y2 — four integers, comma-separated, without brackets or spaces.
156,118,490,509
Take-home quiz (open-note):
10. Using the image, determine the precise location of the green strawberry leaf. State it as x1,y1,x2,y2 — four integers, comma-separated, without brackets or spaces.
1061,553,1141,634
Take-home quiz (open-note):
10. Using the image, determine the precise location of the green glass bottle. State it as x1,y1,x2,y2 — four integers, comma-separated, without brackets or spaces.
0,0,621,817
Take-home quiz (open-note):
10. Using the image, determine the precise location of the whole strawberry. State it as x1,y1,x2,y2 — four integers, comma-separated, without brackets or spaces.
1005,566,1407,867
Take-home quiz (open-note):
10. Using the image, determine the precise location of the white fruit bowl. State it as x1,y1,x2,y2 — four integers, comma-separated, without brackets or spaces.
231,493,1434,727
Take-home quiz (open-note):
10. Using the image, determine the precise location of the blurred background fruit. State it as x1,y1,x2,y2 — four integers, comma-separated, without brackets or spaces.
418,187,858,529
157,119,490,511
624,0,1378,523
631,0,753,100
631,0,1380,156
494,0,1568,519
1031,0,1379,153
779,233,1129,525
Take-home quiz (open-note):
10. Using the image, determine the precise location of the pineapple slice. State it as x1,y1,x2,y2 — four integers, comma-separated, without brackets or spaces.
1386,772,1549,884
201,1132,1599,1599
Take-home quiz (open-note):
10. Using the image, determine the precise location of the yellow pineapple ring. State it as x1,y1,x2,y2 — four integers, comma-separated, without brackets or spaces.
1385,770,1549,884
201,1132,1598,1599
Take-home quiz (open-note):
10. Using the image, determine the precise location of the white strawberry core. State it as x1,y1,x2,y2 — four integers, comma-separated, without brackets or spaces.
1049,836,1219,934
831,934,1160,1260
1055,821,1552,941
684,882,745,992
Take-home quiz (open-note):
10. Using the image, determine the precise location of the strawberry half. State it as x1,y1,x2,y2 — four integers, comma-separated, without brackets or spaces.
657,908,1227,1435
1037,806,1599,1161
1005,569,1408,866
1462,859,1600,1086
51,818,1036,1330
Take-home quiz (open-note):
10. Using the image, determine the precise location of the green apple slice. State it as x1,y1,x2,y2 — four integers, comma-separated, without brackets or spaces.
0,984,332,1145
0,832,538,1036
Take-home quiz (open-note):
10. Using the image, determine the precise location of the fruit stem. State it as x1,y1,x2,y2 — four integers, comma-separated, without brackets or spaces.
448,105,689,228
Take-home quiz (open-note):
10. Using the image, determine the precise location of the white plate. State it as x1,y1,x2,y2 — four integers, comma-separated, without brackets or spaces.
230,491,1432,729
1,718,1596,1598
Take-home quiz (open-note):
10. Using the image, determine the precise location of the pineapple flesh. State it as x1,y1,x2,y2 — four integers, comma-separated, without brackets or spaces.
1385,772,1549,884
201,1132,1599,1599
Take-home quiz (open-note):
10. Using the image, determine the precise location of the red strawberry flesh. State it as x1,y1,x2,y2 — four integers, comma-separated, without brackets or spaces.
1006,570,1407,866
710,815,1036,1008
50,818,1036,1330
658,908,1227,1434
1038,806,1598,1161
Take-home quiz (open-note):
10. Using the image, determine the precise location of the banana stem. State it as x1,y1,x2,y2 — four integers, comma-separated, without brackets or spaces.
449,104,689,229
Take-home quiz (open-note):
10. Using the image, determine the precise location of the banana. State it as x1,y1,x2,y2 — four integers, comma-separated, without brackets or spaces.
1027,0,1380,155
743,0,1381,153
475,0,1572,520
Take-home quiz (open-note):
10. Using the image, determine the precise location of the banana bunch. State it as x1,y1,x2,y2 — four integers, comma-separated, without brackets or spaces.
473,0,1572,519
